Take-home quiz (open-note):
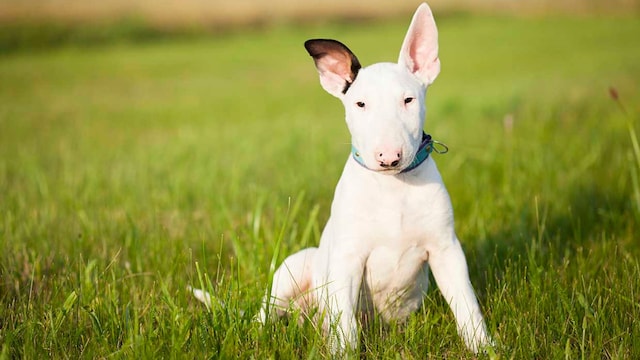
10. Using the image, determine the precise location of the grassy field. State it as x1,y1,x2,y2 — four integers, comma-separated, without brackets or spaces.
1,13,640,358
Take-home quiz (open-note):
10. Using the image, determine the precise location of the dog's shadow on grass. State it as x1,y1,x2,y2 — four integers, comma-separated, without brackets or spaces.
467,182,631,299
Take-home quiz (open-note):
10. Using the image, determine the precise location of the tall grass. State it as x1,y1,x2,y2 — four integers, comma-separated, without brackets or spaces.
1,14,639,358
610,87,640,218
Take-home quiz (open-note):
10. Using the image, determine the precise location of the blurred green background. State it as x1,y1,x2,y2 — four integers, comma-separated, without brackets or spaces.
1,0,639,52
1,0,640,358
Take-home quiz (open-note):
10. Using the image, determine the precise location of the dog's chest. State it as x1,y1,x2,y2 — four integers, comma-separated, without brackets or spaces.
329,159,450,248
365,194,430,242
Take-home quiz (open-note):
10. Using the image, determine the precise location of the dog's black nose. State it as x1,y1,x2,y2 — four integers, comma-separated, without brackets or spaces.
380,160,401,167
380,159,401,168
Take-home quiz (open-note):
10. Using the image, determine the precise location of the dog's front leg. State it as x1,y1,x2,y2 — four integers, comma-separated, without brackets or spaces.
428,237,491,353
318,250,366,354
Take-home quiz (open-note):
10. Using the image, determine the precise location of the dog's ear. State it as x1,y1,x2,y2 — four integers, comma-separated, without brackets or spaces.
304,39,362,97
398,3,440,85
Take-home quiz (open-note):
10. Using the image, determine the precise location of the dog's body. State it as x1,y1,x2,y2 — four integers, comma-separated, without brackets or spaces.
195,2,491,354
258,3,491,353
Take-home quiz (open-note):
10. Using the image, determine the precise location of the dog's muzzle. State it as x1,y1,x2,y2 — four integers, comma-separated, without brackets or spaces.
351,132,447,173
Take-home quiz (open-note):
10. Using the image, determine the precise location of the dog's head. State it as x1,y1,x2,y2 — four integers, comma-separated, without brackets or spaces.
305,3,440,174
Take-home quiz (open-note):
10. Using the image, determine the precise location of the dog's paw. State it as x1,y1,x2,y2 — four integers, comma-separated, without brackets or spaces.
467,332,496,356
326,322,359,356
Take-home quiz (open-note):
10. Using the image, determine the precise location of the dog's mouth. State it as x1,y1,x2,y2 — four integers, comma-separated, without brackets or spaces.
354,152,415,175
374,159,412,174
376,168,405,175
351,132,442,175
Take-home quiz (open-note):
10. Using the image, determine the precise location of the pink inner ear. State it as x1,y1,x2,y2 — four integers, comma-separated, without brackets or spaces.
305,39,361,96
410,24,438,74
408,38,422,73
321,55,353,82
399,3,440,84
315,54,355,96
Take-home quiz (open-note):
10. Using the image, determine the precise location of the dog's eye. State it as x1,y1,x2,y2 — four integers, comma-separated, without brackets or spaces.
356,101,366,108
404,97,415,104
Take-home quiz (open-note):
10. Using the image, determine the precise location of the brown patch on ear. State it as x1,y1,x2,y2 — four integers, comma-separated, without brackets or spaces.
304,39,361,94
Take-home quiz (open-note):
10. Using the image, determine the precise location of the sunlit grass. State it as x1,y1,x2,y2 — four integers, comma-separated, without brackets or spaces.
1,15,639,358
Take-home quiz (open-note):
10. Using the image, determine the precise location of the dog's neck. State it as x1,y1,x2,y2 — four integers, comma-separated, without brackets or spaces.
350,132,446,174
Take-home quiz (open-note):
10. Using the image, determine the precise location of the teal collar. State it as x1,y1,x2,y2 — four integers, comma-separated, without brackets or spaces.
351,132,447,173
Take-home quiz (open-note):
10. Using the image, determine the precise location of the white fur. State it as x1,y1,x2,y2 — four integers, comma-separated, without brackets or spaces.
194,2,492,354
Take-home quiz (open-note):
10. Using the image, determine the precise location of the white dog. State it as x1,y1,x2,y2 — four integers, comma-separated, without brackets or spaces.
194,2,491,354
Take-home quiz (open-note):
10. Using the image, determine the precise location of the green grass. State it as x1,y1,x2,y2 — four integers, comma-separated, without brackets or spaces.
1,15,640,358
